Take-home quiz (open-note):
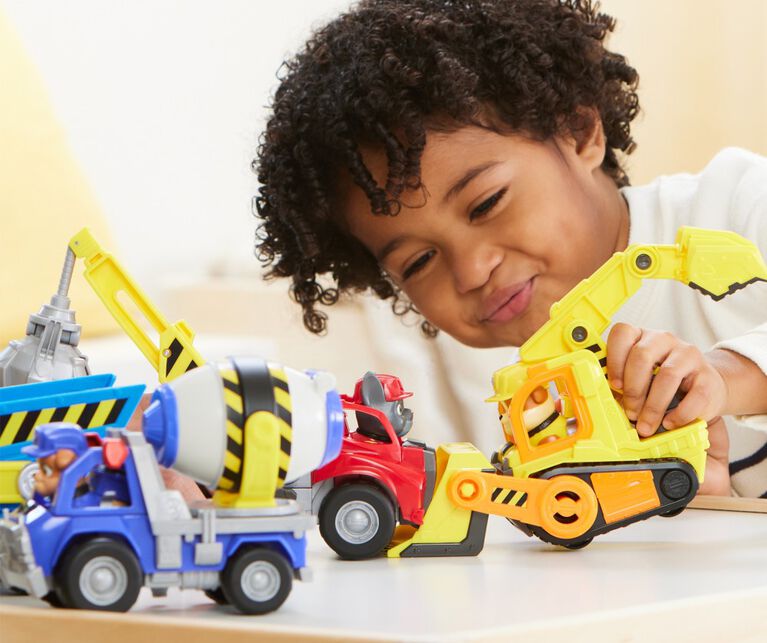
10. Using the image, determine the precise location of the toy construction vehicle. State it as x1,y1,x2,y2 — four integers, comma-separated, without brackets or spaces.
0,356,343,613
0,228,204,507
448,226,767,548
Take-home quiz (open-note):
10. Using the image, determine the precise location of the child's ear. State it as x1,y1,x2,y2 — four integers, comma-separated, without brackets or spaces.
571,107,606,171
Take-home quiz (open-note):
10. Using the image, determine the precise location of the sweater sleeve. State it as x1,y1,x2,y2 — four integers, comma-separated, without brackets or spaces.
711,150,767,428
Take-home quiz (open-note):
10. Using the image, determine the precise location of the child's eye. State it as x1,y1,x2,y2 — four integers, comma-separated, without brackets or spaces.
402,250,436,280
469,187,507,221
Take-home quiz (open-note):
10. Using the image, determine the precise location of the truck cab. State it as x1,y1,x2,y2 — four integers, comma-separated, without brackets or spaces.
304,398,437,559
286,369,439,560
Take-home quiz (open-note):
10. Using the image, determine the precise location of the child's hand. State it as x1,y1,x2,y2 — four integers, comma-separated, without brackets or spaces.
606,323,728,435
606,323,732,495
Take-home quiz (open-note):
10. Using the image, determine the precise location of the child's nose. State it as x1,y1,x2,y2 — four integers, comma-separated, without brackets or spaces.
450,243,503,294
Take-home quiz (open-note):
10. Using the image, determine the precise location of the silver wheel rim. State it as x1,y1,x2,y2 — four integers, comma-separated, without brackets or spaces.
80,556,128,606
17,463,39,500
335,500,379,544
241,560,281,602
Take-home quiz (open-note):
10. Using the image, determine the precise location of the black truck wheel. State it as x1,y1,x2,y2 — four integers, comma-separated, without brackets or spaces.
41,590,65,607
204,587,229,605
319,483,396,559
221,547,293,614
55,538,142,612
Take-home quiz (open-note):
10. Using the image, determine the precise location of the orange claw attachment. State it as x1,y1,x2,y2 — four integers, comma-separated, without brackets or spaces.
448,469,599,542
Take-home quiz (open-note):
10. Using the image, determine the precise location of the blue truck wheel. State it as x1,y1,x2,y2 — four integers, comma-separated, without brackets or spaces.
221,547,292,614
55,537,142,612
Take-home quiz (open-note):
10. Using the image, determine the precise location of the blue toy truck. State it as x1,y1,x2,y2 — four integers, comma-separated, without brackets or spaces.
0,427,313,614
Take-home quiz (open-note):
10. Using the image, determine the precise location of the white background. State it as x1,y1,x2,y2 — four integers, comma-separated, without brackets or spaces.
2,0,350,285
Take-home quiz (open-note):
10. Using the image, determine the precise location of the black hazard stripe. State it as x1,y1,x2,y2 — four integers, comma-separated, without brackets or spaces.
274,405,292,431
105,398,128,426
221,467,240,484
165,339,184,376
77,402,100,428
226,405,244,430
501,490,516,505
16,410,41,443
271,377,289,394
227,436,244,460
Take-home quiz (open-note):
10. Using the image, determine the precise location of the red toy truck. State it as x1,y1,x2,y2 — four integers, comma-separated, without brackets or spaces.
287,372,487,559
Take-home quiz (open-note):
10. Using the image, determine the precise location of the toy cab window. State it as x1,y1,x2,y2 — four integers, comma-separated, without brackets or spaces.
73,468,131,508
504,378,585,453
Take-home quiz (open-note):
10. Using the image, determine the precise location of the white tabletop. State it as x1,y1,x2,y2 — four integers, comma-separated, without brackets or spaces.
2,507,766,642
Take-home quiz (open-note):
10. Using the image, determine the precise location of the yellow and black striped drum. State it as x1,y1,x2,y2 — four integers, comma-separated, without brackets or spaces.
142,357,344,493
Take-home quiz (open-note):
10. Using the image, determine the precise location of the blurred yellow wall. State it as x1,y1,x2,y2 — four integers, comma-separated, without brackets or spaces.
602,0,767,182
0,10,117,346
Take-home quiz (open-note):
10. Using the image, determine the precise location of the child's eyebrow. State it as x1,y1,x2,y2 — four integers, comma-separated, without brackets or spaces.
442,161,502,204
376,236,405,264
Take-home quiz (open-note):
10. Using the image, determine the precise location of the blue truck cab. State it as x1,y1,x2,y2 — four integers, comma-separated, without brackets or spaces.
0,428,313,614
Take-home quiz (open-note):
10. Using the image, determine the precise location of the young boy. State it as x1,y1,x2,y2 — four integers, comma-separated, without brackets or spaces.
254,0,767,497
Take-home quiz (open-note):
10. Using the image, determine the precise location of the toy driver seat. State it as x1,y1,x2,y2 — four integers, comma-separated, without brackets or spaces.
354,372,414,441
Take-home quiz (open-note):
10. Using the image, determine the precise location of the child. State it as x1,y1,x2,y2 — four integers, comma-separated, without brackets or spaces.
253,0,767,497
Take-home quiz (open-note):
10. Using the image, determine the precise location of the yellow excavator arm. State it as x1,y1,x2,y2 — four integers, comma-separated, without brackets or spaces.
69,228,206,382
493,226,767,399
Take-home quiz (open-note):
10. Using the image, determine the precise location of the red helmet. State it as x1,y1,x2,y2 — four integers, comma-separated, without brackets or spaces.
350,373,413,404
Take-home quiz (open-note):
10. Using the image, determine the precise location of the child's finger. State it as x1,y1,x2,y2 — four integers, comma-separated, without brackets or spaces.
126,392,153,432
661,377,711,429
606,323,642,389
635,352,689,435
622,331,676,422
160,467,206,502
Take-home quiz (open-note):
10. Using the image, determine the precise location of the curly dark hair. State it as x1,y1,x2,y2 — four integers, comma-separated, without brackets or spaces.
254,0,639,336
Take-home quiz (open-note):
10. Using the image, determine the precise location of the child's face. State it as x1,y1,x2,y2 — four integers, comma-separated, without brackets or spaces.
343,126,629,347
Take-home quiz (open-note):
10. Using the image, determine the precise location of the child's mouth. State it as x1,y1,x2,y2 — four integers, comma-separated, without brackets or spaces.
482,278,535,323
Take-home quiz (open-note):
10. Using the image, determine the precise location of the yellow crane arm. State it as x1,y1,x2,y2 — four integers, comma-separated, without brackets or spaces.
68,228,206,382
519,226,767,365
